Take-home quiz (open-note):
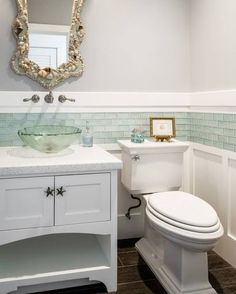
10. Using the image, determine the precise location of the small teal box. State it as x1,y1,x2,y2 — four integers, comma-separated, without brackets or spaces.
131,129,145,143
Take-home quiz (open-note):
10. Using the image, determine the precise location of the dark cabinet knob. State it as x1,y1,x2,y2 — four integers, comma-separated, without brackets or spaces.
45,187,54,197
56,186,66,196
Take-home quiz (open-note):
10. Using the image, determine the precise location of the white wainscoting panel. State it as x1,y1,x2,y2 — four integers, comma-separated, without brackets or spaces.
190,143,236,267
228,159,236,240
192,149,223,213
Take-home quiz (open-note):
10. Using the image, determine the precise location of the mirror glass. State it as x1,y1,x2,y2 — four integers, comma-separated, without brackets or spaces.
11,0,85,89
28,0,73,68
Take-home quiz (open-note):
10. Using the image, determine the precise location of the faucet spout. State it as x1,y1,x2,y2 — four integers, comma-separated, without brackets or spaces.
44,91,54,104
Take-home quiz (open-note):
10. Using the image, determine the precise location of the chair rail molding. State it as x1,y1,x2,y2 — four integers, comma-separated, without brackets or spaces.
1,89,236,113
0,91,190,113
190,89,236,112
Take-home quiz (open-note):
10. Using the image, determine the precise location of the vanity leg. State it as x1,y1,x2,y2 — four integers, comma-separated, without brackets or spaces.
89,273,117,293
0,284,18,294
100,276,117,293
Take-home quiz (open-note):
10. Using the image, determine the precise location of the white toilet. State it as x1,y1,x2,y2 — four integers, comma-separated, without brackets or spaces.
118,139,224,294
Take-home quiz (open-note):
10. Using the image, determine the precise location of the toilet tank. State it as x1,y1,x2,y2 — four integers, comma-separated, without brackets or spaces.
118,140,189,194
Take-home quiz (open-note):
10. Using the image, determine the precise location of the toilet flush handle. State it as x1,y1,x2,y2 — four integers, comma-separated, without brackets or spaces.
132,154,140,161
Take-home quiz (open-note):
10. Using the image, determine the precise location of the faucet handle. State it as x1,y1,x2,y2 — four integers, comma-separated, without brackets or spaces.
23,94,40,103
44,91,54,104
58,95,75,103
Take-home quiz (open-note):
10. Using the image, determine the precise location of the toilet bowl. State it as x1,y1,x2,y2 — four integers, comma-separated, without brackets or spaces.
118,140,224,294
136,191,224,294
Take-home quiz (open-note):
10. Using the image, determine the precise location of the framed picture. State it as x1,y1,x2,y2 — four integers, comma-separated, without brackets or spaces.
150,117,176,142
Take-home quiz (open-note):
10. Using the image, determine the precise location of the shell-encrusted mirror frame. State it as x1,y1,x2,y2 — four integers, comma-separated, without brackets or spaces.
11,0,85,90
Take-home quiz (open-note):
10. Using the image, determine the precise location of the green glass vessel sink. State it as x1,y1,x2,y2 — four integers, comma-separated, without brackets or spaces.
18,126,82,153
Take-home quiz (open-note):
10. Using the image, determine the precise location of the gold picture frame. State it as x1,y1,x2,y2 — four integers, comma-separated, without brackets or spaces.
150,117,176,142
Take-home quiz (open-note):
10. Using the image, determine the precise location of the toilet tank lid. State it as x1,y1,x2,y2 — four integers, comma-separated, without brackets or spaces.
118,139,189,154
148,191,219,228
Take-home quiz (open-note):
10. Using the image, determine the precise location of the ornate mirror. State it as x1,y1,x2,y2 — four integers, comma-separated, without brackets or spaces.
11,0,85,90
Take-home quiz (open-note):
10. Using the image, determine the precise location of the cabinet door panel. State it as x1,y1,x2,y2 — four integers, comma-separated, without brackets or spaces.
55,173,110,225
0,177,54,230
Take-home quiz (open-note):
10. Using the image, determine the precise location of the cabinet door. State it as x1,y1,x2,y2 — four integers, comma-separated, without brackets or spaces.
0,177,54,231
55,173,110,225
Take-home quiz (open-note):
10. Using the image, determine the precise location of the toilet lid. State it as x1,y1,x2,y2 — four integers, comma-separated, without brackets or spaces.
148,191,219,228
147,204,221,233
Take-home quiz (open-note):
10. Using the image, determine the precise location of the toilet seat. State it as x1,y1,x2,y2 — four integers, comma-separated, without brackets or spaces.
146,206,224,250
147,191,220,234
147,204,221,233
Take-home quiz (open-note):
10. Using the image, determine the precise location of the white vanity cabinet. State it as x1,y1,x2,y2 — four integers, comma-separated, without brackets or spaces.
0,173,110,231
0,176,54,231
0,145,121,294
55,173,110,226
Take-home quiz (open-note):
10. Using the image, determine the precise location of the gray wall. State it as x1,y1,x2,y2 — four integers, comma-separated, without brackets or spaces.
0,0,190,92
190,0,236,91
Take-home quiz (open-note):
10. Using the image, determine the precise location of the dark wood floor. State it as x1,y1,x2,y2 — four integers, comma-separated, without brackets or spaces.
32,238,236,294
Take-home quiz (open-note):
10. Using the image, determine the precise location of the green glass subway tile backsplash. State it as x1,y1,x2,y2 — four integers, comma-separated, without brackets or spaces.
0,112,189,147
0,112,236,153
189,112,236,152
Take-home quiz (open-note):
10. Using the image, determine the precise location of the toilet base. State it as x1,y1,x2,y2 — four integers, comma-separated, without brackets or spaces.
136,236,216,294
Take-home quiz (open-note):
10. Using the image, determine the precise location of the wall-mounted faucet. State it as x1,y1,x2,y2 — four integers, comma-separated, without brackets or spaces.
44,91,54,104
58,95,75,103
23,92,76,104
23,94,40,103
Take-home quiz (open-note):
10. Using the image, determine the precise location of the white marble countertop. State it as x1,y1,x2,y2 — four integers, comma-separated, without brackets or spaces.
0,145,122,177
